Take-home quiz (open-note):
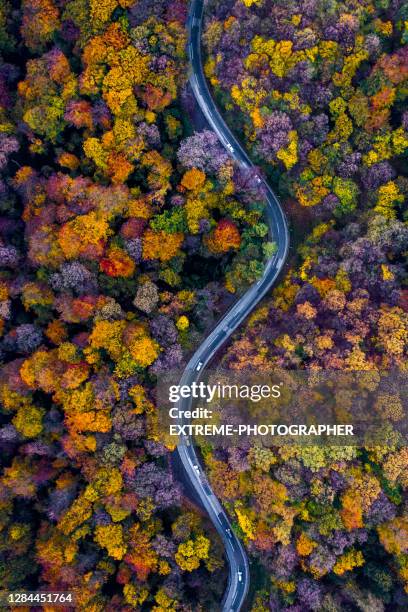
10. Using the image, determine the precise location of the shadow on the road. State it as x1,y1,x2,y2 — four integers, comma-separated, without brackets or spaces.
170,449,206,512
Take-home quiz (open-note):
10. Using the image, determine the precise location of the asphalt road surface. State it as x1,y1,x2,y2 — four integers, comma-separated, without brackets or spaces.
176,1,290,610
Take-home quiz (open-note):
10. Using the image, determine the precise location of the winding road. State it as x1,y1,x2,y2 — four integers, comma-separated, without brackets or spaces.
176,1,290,610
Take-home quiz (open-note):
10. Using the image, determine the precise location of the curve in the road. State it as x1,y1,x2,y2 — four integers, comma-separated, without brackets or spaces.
176,2,290,611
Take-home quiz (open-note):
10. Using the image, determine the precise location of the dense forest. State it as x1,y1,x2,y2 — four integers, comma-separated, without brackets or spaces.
0,0,273,607
200,0,408,609
0,0,407,609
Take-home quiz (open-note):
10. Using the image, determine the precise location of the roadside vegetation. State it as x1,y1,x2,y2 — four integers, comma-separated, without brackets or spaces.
201,0,408,609
0,0,271,607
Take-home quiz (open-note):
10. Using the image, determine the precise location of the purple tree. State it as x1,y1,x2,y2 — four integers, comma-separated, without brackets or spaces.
256,112,293,162
150,344,183,374
360,161,396,191
297,578,323,610
0,245,19,268
177,130,229,173
150,315,178,346
130,461,181,509
112,406,145,441
50,262,97,294
0,134,19,169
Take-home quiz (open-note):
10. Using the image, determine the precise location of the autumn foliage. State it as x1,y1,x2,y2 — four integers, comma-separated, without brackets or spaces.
198,0,408,608
0,0,407,608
